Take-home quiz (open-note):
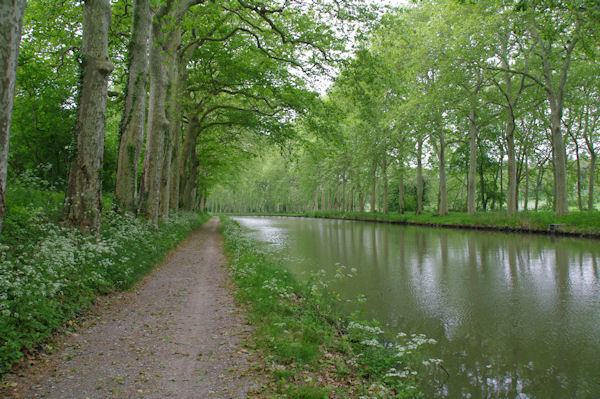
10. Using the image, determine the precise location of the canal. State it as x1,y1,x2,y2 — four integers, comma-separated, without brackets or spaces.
232,216,600,398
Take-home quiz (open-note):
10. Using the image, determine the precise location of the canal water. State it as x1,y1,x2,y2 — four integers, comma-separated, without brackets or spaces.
231,216,600,398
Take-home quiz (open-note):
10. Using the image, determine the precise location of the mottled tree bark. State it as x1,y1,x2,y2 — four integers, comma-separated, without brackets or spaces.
548,99,569,216
467,104,478,215
499,48,519,216
114,0,151,212
538,30,578,216
139,2,190,224
0,0,26,234
435,128,448,216
397,159,404,214
64,0,113,233
158,29,182,220
169,58,188,212
584,113,597,210
139,19,169,223
370,163,376,213
179,115,199,210
416,139,423,215
589,152,596,210
382,156,388,214
534,168,543,211
506,111,517,215
341,170,346,212
523,153,529,211
568,127,583,211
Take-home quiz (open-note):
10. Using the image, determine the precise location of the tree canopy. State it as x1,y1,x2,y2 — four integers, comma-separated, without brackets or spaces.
1,0,599,235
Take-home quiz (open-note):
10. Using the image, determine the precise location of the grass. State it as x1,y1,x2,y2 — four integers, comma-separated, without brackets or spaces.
223,210,600,236
0,182,209,375
221,217,440,398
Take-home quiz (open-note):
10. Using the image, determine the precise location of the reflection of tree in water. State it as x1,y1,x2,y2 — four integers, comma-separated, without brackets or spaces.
423,239,600,398
236,217,600,398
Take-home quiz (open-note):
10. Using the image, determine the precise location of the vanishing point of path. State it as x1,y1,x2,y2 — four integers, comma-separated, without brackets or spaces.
4,217,265,398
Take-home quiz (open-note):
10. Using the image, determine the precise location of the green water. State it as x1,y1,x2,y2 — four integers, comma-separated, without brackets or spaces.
232,216,600,398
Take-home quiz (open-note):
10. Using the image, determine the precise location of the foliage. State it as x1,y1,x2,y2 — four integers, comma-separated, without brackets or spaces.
221,217,441,397
209,0,600,218
0,181,208,374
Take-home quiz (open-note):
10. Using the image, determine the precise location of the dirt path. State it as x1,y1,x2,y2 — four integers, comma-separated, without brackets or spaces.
3,217,265,398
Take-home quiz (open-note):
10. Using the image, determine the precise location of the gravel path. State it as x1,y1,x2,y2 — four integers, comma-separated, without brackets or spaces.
3,217,265,398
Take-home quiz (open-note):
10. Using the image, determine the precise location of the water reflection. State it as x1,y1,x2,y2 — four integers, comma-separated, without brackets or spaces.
232,216,600,398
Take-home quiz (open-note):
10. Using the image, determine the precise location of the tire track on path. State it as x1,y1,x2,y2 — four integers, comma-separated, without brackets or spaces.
5,217,264,398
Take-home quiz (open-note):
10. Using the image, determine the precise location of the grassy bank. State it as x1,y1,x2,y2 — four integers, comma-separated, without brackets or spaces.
221,217,440,398
0,181,209,375
224,210,600,237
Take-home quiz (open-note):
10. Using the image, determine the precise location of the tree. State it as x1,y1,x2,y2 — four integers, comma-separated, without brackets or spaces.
498,1,594,215
114,0,151,212
0,0,27,234
63,0,113,233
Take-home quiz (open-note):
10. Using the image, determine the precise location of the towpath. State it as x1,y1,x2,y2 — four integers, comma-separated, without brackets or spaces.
3,217,265,398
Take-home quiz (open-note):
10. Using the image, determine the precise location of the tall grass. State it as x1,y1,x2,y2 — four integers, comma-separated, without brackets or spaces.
221,217,440,398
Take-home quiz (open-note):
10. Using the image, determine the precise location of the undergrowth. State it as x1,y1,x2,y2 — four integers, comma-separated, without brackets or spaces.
0,180,208,375
221,217,441,398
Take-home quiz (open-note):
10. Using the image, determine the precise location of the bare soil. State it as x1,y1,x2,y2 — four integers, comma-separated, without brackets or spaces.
2,217,266,398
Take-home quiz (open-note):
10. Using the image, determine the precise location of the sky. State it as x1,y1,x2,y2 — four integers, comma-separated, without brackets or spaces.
306,0,412,94
374,0,412,8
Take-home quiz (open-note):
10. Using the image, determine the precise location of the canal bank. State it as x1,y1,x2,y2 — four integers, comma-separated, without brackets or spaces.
221,217,437,398
223,210,600,239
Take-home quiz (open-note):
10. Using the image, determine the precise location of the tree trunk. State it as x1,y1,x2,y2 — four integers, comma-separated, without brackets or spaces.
382,156,388,214
169,51,186,214
159,29,182,221
416,139,423,215
539,34,577,216
179,114,199,210
500,148,504,210
479,156,487,211
398,160,404,214
341,171,346,212
0,0,26,234
516,150,526,212
437,129,448,216
535,166,544,211
370,164,376,213
549,101,569,215
64,0,113,233
568,129,583,211
589,153,596,210
139,10,180,224
182,156,198,211
467,104,477,215
114,0,151,212
506,115,517,215
501,55,518,216
523,153,529,211
168,76,184,212
349,181,354,212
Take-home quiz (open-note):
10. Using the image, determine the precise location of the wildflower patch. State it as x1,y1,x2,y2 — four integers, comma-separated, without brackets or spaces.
0,195,208,375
